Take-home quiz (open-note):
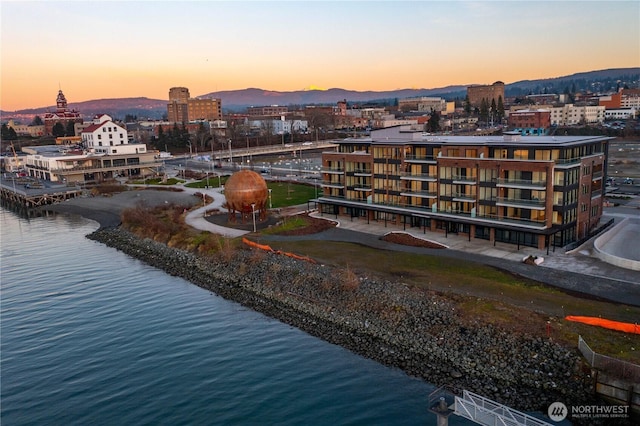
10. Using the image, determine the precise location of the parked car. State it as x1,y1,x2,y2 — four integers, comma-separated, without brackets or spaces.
623,177,634,184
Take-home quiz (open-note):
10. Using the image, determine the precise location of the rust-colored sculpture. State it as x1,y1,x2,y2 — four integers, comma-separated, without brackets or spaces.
224,170,268,223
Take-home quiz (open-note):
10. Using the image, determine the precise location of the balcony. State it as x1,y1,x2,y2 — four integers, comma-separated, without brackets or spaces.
399,172,437,181
452,192,477,202
400,189,437,198
346,168,372,176
495,197,546,210
348,183,372,191
404,154,436,163
321,167,344,174
321,180,344,188
496,178,546,190
451,175,477,184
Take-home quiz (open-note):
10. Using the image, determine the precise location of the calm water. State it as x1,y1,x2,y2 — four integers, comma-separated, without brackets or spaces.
0,208,473,425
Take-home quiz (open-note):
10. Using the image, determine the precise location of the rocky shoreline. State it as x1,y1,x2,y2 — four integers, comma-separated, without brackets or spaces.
88,226,597,416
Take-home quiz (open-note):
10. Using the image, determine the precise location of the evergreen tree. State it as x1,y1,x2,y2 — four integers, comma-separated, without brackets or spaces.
427,109,440,133
479,98,489,123
1,124,18,140
31,115,43,126
52,122,65,137
65,121,76,137
464,94,471,115
497,96,505,123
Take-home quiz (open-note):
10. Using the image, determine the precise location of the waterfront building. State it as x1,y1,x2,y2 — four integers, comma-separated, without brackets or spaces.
23,114,160,183
467,82,505,108
318,126,612,249
43,90,83,135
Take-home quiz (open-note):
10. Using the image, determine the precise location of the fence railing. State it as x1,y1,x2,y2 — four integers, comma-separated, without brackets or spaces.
578,335,640,382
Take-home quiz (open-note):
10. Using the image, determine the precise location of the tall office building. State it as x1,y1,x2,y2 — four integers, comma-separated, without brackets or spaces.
167,87,221,123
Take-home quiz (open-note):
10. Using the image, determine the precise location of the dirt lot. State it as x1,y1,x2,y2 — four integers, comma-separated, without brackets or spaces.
609,140,640,180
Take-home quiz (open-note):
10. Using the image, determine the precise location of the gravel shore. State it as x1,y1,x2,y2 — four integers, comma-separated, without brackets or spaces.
87,226,598,416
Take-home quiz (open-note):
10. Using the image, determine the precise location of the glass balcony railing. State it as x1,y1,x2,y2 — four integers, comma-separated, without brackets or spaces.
321,168,344,173
495,197,545,207
448,175,477,183
400,189,437,197
349,184,372,191
496,178,546,188
321,180,344,187
399,172,437,180
404,154,436,161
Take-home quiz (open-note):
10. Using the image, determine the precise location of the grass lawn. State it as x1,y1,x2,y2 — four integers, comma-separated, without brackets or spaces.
184,179,321,209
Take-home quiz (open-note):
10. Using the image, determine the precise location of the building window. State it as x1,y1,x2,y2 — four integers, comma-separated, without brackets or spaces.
98,134,101,139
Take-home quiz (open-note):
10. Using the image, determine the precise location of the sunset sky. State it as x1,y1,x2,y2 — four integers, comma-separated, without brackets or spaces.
2,0,639,111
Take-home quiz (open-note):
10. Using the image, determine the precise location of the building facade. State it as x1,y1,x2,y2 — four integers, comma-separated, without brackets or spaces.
467,82,505,108
507,109,551,135
167,87,222,123
43,90,83,135
318,126,611,249
549,105,605,126
247,105,289,116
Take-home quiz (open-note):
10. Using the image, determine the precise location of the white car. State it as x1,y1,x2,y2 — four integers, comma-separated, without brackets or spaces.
302,142,313,146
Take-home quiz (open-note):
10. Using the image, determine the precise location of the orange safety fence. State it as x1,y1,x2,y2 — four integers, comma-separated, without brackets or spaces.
242,237,274,252
565,316,640,334
242,238,316,264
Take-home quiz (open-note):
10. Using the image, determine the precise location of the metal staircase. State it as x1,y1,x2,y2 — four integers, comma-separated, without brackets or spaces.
429,387,553,426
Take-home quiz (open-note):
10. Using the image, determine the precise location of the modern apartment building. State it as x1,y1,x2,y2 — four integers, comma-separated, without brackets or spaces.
318,126,612,249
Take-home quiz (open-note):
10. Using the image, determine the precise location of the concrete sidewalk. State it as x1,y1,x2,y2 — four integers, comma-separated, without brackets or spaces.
182,186,250,238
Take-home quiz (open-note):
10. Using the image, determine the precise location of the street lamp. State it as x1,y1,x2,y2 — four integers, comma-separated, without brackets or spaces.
251,203,256,232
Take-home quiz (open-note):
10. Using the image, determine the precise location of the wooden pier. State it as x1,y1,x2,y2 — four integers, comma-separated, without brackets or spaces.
0,179,84,210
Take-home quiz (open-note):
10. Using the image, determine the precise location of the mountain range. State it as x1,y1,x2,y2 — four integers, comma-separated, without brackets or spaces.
2,68,638,121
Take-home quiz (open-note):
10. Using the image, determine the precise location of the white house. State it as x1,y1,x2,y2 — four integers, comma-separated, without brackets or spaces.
81,114,147,155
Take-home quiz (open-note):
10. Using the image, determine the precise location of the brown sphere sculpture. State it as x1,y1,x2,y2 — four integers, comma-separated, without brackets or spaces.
224,170,268,223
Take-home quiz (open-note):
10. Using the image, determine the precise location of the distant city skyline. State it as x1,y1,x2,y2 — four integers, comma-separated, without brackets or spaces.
1,1,639,111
